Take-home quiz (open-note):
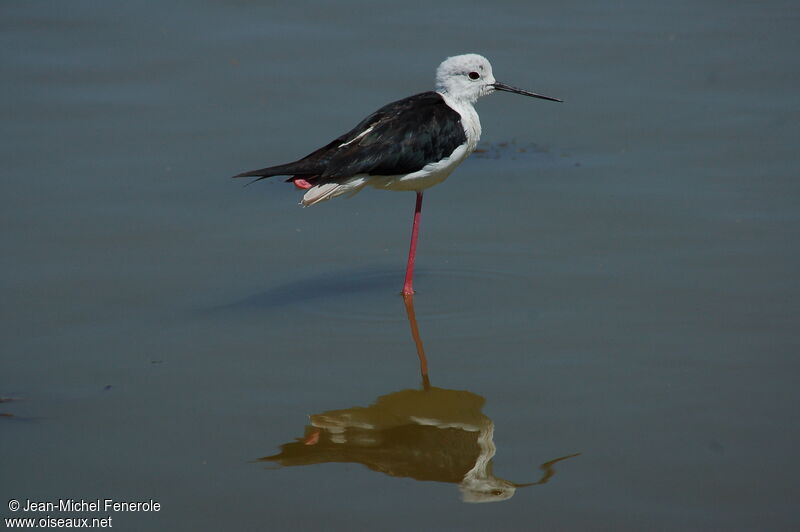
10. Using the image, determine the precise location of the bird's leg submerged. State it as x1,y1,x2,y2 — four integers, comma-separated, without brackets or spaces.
402,293,430,389
402,191,423,296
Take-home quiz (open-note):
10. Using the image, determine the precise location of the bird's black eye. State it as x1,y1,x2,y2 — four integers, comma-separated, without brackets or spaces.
468,71,480,80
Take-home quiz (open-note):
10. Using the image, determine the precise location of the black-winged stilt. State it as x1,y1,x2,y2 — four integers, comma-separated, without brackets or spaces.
233,53,561,295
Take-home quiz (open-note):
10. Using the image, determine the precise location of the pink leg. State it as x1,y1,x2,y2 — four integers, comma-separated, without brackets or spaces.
292,177,313,189
402,191,423,296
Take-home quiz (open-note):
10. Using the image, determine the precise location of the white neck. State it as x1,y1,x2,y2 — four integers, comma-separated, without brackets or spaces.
438,91,482,153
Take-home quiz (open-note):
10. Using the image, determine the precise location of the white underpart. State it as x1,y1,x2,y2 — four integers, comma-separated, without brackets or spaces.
301,177,369,206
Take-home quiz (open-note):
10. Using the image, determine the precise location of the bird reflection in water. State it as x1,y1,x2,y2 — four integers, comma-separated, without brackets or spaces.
258,295,578,503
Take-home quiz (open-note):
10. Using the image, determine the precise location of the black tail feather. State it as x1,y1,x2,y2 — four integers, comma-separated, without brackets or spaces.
232,164,288,179
232,163,293,187
231,160,323,185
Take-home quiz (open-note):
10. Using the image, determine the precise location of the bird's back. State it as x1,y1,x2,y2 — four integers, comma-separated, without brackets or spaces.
235,92,467,182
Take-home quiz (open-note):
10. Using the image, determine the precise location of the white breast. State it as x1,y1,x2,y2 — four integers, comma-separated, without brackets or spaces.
441,92,482,153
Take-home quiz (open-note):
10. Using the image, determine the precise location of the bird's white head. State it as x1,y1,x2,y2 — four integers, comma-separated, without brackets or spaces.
435,54,496,104
435,53,563,105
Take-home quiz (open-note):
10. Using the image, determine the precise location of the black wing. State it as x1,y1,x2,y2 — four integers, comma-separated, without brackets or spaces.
233,92,466,183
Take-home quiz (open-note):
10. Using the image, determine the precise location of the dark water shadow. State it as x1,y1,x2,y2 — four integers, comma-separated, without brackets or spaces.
213,265,407,313
255,295,579,503
210,264,525,325
473,140,560,161
0,395,35,422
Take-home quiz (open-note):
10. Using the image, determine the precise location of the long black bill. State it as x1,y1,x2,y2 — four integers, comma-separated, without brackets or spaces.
492,81,562,102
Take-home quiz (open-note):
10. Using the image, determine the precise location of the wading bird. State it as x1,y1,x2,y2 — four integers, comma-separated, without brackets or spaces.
233,54,560,295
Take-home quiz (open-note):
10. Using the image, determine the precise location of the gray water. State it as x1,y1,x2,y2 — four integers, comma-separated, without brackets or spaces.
2,1,799,530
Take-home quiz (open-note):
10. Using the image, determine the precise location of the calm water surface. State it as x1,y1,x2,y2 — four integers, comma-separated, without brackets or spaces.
2,1,799,530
